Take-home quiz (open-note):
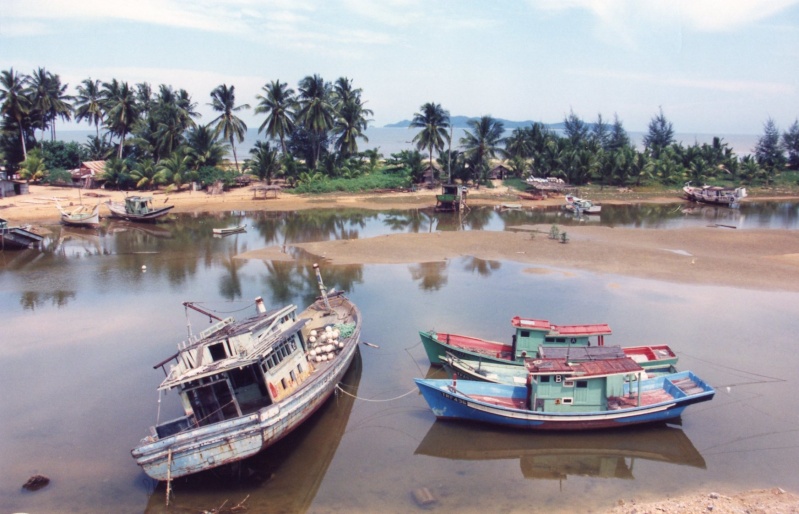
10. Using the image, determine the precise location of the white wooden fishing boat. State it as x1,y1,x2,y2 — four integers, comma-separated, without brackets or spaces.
563,194,601,214
683,183,747,207
212,224,246,235
131,264,362,480
106,195,174,222
0,217,43,250
57,202,100,227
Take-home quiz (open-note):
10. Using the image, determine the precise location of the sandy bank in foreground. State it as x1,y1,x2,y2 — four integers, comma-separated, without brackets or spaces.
604,487,798,513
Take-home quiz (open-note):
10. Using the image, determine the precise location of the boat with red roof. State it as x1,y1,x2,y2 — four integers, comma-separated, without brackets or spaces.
419,316,677,373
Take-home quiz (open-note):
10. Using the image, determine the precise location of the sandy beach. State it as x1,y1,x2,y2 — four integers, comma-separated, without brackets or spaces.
4,183,799,293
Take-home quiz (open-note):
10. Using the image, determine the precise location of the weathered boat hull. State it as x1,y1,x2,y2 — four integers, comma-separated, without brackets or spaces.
133,328,359,480
422,330,677,373
106,201,174,222
59,205,100,227
0,218,43,250
414,371,714,430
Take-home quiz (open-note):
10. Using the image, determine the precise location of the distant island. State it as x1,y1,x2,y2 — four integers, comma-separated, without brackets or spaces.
384,116,570,130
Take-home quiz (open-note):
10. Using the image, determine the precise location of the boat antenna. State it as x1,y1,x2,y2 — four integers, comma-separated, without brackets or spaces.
313,263,332,311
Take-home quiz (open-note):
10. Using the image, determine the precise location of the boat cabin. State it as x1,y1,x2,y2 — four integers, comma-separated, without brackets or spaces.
510,316,611,360
525,357,643,412
154,303,313,438
124,196,159,215
435,184,468,211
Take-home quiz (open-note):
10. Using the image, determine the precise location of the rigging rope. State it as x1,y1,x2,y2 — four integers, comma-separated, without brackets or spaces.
336,383,418,402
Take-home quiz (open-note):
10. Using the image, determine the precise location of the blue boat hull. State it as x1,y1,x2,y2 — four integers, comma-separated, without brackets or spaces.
414,371,715,431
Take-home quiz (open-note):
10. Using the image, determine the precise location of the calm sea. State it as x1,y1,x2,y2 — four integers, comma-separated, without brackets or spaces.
57,127,760,159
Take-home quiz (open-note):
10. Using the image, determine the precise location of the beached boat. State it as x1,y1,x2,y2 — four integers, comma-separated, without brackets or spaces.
0,217,43,250
57,202,100,227
212,224,246,235
415,358,715,430
420,317,678,374
415,421,707,479
562,194,601,214
683,183,747,207
131,264,362,480
105,195,174,222
435,183,468,211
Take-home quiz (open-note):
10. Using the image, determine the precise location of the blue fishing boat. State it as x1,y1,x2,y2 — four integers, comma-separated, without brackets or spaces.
415,357,714,430
420,316,678,373
131,264,362,480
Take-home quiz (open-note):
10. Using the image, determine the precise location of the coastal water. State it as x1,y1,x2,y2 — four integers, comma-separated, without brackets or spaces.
1,204,798,513
58,127,761,160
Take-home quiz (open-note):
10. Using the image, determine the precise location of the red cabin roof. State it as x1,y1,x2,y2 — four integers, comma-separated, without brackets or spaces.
551,323,612,336
526,357,642,376
510,317,552,331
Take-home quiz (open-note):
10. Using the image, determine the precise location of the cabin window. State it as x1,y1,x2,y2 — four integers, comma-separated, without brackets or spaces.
289,370,296,382
208,342,227,362
576,380,588,388
563,380,574,387
281,378,287,389
520,330,530,337
540,375,550,383
297,363,304,374
562,397,573,404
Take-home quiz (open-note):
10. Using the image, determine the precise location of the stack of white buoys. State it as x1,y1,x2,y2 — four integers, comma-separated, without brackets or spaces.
307,326,342,363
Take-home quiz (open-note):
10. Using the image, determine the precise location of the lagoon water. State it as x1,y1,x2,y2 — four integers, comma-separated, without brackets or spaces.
1,203,798,513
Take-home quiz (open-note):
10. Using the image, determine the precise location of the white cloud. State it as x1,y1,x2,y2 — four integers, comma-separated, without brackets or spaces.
528,0,799,33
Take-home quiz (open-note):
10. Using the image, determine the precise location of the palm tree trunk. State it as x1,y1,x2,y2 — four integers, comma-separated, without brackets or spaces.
229,135,240,172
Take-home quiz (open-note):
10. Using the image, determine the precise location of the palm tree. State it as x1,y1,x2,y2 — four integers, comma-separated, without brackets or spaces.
333,95,372,158
0,68,32,159
208,84,250,172
102,79,140,158
185,124,229,170
295,74,334,168
157,149,193,190
102,156,131,190
245,141,282,184
255,80,295,155
18,148,47,183
130,158,160,189
75,78,104,137
460,115,505,184
410,102,450,172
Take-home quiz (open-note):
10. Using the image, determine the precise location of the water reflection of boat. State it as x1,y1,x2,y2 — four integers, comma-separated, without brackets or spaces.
212,224,246,236
106,220,173,239
132,264,362,481
415,422,706,480
143,352,362,514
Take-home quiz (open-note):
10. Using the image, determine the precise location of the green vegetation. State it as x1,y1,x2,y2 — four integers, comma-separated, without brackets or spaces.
1,66,798,195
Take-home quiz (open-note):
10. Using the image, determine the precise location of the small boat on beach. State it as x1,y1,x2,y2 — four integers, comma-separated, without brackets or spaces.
212,224,246,235
562,194,601,214
57,201,100,227
106,195,174,222
683,182,747,207
415,357,715,430
420,316,678,374
131,264,362,480
0,217,43,250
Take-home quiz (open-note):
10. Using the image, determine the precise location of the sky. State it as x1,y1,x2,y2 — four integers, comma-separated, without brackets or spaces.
2,0,799,135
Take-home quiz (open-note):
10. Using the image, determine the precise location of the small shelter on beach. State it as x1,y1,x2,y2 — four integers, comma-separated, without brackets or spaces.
251,184,281,199
489,164,511,180
71,161,106,189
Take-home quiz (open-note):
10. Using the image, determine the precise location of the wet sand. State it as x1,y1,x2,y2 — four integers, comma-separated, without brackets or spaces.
3,184,799,292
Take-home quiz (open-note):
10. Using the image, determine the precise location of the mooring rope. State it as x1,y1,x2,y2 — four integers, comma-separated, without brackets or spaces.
336,383,418,402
